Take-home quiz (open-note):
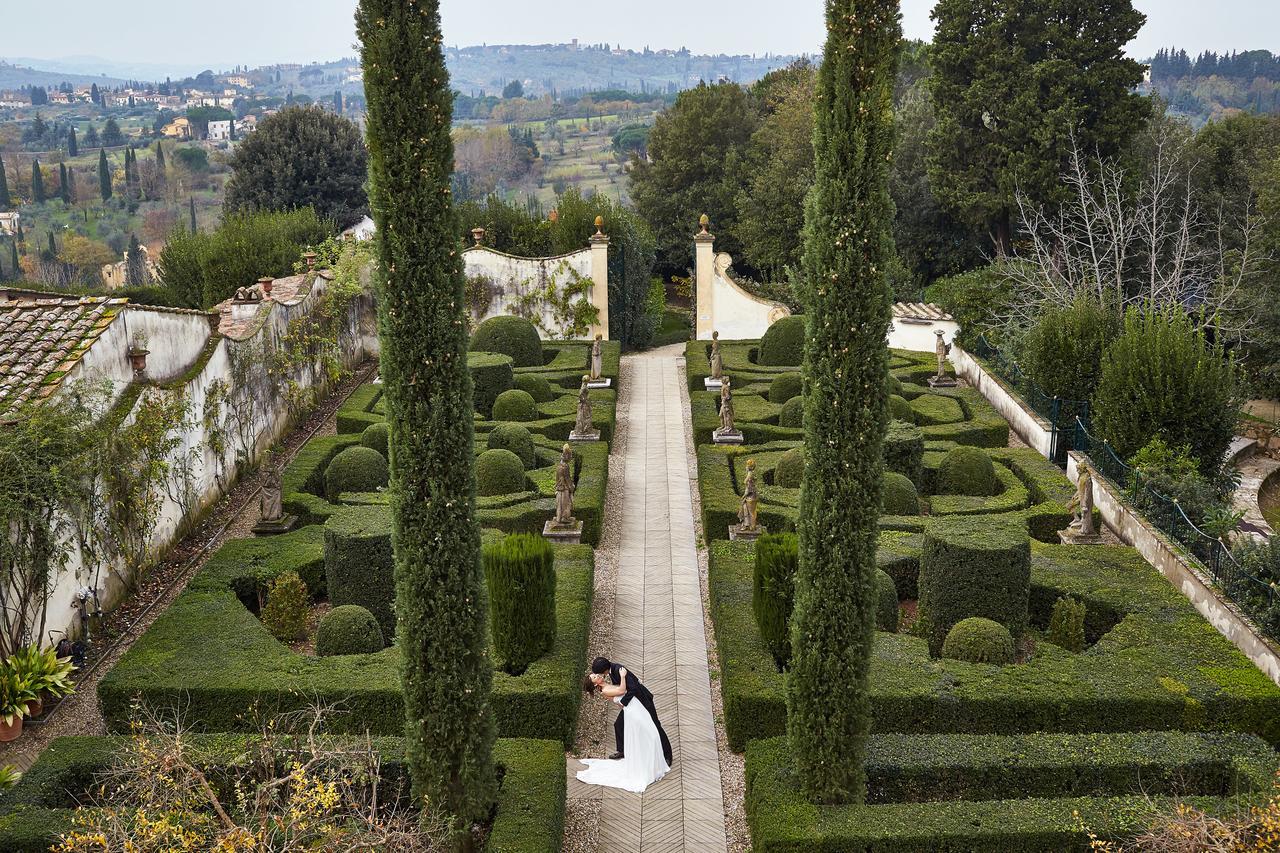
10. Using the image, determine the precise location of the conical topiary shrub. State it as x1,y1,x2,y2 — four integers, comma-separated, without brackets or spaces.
483,534,556,674
754,533,798,668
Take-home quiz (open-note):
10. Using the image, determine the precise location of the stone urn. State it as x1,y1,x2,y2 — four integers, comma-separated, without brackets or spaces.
127,348,149,374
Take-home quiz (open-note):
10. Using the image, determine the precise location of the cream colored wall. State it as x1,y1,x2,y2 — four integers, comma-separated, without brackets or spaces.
463,246,604,340
695,241,790,340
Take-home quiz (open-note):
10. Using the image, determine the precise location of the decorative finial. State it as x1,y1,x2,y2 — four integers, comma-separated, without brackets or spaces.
699,213,710,235
471,226,486,247
594,215,604,236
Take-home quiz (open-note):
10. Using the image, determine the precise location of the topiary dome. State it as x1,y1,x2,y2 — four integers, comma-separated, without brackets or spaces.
492,389,538,422
487,423,536,469
324,446,389,501
758,316,806,366
774,447,805,489
470,315,543,367
941,617,1016,665
475,448,527,496
316,604,386,656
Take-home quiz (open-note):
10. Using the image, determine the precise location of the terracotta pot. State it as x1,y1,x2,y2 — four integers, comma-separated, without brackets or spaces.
25,695,42,718
128,349,150,373
0,716,21,743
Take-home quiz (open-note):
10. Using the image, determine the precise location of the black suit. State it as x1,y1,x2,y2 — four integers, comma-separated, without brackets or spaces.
611,663,673,765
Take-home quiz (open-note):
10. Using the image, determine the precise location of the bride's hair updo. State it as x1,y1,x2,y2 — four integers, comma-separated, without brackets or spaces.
581,675,599,694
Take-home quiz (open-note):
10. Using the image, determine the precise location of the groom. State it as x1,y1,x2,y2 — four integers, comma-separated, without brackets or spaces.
590,656,674,765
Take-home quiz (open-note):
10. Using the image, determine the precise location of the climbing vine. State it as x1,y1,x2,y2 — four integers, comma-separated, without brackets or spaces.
466,274,500,328
508,260,598,340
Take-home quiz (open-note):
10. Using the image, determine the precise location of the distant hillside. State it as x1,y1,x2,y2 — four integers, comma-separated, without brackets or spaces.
1150,47,1280,126
0,59,125,89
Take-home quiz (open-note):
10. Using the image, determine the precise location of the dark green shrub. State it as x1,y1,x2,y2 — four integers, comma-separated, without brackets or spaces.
886,373,903,396
884,420,925,484
924,265,1013,346
753,534,797,668
470,315,543,367
468,351,515,417
1094,305,1241,476
324,506,395,638
487,423,536,469
1020,297,1118,402
941,617,1015,664
757,316,806,366
889,394,915,423
938,446,995,496
779,396,804,428
260,570,308,641
483,534,557,674
1129,437,1224,532
881,472,920,516
774,448,804,489
875,569,899,632
324,446,389,501
361,422,390,457
769,372,803,404
492,389,538,422
1048,595,1086,653
513,373,554,403
315,604,385,656
919,516,1031,656
476,449,527,497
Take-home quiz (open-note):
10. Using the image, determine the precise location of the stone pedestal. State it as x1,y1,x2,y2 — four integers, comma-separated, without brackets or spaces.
1058,530,1104,546
543,520,583,545
253,515,299,537
927,376,959,389
569,429,601,443
586,378,612,389
729,524,766,542
704,378,724,391
713,428,744,445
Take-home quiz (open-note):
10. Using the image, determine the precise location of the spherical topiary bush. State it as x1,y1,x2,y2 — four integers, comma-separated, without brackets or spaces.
875,569,899,632
881,472,920,516
514,373,555,403
324,446,389,501
889,394,915,424
492,389,538,422
470,315,543,367
774,447,805,489
938,446,996,496
769,372,803,405
467,351,515,417
361,422,390,457
315,604,385,656
942,617,1015,665
487,423,536,469
779,396,804,429
757,316,806,366
476,449,527,497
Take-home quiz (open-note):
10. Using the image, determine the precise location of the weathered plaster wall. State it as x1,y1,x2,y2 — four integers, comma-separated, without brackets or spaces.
950,344,1055,459
463,246,603,340
888,317,960,353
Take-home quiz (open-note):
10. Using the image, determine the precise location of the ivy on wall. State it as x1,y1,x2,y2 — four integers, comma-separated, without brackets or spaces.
506,260,599,340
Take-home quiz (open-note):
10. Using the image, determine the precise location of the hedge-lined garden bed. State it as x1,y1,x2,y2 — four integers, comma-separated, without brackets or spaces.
0,734,566,853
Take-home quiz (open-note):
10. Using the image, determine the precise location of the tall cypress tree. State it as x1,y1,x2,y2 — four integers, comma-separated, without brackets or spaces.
58,163,69,203
7,239,17,281
154,140,166,171
0,155,9,208
786,0,900,805
31,161,45,204
189,196,197,231
67,127,78,157
99,149,112,202
356,0,497,840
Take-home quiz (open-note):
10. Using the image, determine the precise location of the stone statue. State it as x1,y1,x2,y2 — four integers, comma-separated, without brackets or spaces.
259,451,283,523
738,458,760,532
1067,465,1097,537
934,330,951,380
575,375,593,435
719,376,736,434
709,331,723,380
590,334,603,381
554,444,576,526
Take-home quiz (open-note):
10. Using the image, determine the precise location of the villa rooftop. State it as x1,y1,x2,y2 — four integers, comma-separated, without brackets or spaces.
0,295,125,412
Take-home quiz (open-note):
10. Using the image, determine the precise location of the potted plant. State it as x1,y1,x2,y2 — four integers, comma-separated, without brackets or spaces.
10,644,76,718
0,664,32,742
128,331,150,374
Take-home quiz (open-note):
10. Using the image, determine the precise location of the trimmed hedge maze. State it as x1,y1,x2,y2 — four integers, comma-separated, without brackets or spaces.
0,735,565,852
688,335,1280,849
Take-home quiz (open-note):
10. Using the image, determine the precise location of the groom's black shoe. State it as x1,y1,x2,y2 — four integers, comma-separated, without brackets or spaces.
608,751,624,760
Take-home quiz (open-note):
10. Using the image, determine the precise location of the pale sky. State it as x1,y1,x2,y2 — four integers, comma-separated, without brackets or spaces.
3,0,1279,76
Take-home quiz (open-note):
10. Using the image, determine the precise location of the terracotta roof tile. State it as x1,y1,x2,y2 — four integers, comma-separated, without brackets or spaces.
892,302,954,322
0,295,125,413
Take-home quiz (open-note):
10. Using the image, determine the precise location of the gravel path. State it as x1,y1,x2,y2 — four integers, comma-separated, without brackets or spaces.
0,365,374,771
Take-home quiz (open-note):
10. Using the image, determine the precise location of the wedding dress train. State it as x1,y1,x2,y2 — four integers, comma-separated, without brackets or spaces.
576,696,671,793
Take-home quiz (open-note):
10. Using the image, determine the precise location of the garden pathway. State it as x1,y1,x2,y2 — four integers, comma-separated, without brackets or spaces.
567,350,728,852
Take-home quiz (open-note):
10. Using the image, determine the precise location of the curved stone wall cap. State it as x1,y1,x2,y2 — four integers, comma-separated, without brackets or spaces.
462,244,593,262
712,251,791,315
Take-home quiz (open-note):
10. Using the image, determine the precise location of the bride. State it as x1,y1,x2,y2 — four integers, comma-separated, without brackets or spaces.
577,670,670,793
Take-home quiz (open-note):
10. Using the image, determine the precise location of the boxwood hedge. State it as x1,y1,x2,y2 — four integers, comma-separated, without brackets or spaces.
325,505,396,639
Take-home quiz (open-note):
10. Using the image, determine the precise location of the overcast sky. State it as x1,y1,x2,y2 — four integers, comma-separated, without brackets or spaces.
4,0,1279,75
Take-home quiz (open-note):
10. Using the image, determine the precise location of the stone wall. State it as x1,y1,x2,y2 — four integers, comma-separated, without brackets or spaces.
462,240,609,340
694,232,790,340
950,344,1055,459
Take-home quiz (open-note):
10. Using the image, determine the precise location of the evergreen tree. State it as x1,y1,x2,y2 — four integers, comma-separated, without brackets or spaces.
83,125,99,148
45,232,56,258
90,83,99,105
67,126,78,157
58,163,69,204
786,0,899,805
155,140,166,171
189,196,197,232
65,165,76,204
125,234,149,285
0,155,9,208
928,0,1149,255
7,239,17,282
356,0,497,841
99,149,112,202
31,160,45,204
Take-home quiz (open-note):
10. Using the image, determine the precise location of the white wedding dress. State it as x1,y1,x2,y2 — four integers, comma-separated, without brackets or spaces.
576,696,671,793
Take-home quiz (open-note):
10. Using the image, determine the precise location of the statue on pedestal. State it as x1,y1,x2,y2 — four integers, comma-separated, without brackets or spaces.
738,458,760,533
709,331,723,380
934,330,951,381
1068,466,1097,537
719,376,735,434
259,451,283,523
590,334,603,381
554,444,576,527
575,375,593,435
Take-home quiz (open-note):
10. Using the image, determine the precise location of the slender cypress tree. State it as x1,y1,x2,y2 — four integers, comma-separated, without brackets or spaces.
356,0,497,840
154,140,165,171
46,232,56,257
99,149,112,202
31,161,45,204
67,127,78,157
786,0,900,805
7,239,17,281
189,196,197,231
58,163,69,203
65,166,76,204
0,155,9,208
